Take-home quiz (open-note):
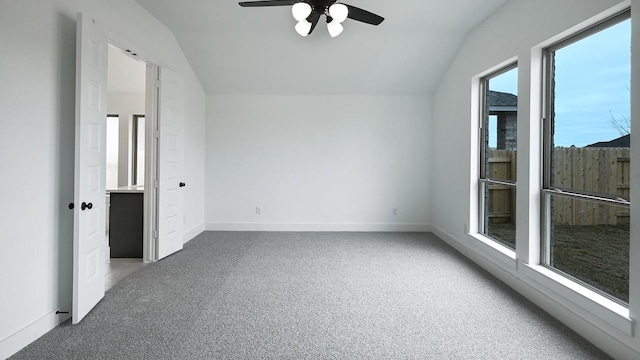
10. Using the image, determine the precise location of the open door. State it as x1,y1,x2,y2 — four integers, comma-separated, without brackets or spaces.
72,13,107,323
156,68,185,259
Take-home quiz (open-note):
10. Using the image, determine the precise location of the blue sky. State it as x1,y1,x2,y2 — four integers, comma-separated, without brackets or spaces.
488,18,631,148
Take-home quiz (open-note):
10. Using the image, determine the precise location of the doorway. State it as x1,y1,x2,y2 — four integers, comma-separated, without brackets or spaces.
74,14,184,322
104,44,148,290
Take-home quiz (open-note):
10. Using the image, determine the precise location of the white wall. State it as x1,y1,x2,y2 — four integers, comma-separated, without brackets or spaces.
431,0,639,358
206,95,431,231
0,0,205,358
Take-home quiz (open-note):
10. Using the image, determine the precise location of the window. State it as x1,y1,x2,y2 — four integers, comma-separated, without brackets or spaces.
479,64,518,249
106,115,120,190
132,115,145,185
542,11,631,303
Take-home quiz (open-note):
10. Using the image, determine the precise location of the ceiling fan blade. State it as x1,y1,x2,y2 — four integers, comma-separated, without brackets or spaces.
307,11,321,35
345,5,384,26
239,0,296,7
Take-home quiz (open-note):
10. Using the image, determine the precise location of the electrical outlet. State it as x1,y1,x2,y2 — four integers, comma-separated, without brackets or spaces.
256,206,261,215
392,208,398,216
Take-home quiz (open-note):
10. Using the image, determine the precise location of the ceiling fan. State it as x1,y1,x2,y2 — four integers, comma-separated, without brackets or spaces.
238,0,384,37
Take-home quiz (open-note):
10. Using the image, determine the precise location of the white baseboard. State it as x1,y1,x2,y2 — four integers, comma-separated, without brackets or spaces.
205,222,432,232
0,310,71,359
429,224,640,360
183,223,205,244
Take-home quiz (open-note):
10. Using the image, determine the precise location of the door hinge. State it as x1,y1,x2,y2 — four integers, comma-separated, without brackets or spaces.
153,230,158,239
154,80,161,88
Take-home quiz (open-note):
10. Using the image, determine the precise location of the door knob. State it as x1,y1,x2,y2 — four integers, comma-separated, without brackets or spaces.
68,203,74,210
81,202,93,210
179,182,186,187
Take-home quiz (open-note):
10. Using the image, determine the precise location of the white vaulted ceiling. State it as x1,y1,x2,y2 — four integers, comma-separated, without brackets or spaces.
134,0,509,95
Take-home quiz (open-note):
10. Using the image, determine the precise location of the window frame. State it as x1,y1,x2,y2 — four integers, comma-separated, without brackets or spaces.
132,114,145,186
543,9,632,203
541,9,632,304
478,62,519,249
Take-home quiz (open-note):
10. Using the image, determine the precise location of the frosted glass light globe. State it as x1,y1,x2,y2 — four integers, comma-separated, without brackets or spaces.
329,3,348,23
292,2,312,21
295,19,312,36
327,20,343,37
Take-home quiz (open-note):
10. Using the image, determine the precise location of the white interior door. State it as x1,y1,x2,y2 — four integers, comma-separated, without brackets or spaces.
73,13,107,323
157,68,184,259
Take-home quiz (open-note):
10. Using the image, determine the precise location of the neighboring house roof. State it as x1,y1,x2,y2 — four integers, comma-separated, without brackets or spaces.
586,134,630,147
488,90,517,106
488,90,517,112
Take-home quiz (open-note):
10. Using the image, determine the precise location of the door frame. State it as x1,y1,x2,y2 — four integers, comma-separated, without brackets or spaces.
103,40,160,263
144,63,160,262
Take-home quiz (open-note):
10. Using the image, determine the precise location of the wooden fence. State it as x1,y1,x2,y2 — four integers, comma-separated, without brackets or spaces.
486,150,517,224
487,147,630,226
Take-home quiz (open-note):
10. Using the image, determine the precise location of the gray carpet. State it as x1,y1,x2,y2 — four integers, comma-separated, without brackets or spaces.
11,232,611,359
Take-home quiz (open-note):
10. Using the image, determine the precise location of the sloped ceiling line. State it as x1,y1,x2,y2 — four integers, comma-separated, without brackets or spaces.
134,0,509,95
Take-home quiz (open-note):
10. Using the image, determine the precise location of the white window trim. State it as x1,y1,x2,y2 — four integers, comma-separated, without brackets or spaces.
540,8,631,305
527,6,634,337
465,2,636,341
475,61,519,250
522,264,633,336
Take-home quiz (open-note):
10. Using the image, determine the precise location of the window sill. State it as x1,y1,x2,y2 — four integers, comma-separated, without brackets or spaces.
522,263,633,336
465,232,632,336
467,233,517,271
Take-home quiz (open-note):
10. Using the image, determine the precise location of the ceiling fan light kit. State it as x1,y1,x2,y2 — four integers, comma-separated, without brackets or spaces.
238,0,384,37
